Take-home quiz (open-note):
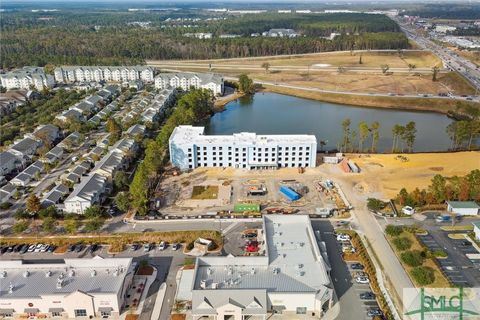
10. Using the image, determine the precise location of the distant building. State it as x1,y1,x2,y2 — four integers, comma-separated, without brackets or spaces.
54,66,155,84
0,257,135,319
191,215,333,319
169,125,317,170
0,67,54,90
183,32,213,39
435,25,457,33
264,28,299,38
447,201,480,216
154,72,223,96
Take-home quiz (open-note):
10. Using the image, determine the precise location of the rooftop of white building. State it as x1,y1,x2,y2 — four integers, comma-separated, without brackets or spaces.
170,125,317,146
193,215,331,294
0,257,133,298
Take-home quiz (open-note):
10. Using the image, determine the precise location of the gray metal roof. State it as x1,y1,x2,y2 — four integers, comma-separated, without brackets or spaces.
0,151,19,165
192,289,267,315
65,173,106,201
11,137,41,155
0,258,133,298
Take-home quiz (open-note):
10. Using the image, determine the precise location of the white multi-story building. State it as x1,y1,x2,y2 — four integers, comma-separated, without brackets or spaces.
0,257,135,319
54,66,155,84
169,126,317,170
190,215,334,319
154,72,224,96
0,67,54,90
63,173,107,214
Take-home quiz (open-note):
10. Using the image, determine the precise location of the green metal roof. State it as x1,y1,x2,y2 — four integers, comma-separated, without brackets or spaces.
234,203,260,212
473,221,480,229
447,201,480,209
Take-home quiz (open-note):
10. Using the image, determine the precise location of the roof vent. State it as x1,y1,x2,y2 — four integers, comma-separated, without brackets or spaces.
45,271,52,278
23,271,30,278
228,266,233,275
0,271,6,278
91,270,97,277
273,268,279,274
250,267,255,275
296,264,303,269
200,279,207,289
296,270,304,277
207,268,213,275
113,268,119,277
212,282,218,289
8,282,14,294
69,269,75,277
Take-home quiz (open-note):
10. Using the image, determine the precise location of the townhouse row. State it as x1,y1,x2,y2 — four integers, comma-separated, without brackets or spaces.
154,72,224,96
54,66,155,84
0,67,55,90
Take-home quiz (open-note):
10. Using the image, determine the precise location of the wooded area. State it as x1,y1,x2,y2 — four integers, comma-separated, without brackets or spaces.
1,12,409,68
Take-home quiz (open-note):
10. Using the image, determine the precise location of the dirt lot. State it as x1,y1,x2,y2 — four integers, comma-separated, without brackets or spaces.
149,51,441,68
322,151,480,199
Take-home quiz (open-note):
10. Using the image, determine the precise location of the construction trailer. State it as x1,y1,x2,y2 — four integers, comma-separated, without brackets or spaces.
234,203,261,213
279,185,301,201
340,158,360,173
348,160,360,173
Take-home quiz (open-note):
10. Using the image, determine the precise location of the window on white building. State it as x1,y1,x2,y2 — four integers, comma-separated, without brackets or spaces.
74,309,87,317
296,307,307,314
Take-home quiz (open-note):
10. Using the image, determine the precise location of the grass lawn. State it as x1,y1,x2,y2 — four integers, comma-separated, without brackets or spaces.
458,51,480,67
387,231,451,288
191,185,219,200
448,233,468,239
441,225,474,231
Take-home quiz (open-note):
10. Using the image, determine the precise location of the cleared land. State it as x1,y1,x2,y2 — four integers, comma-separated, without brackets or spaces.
150,51,478,110
458,50,480,67
150,51,441,68
332,151,480,199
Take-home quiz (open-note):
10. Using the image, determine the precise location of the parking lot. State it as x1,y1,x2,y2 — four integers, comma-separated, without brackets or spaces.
418,231,480,287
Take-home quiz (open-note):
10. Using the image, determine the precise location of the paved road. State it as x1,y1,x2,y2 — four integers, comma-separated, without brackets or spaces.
395,18,480,93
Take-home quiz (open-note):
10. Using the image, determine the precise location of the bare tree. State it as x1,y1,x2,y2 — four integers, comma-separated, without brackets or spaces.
261,62,270,74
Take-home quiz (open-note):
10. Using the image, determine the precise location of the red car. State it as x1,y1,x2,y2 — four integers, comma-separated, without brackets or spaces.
245,243,259,252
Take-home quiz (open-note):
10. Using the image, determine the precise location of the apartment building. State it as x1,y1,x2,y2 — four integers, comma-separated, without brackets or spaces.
0,67,54,90
154,72,224,96
0,257,135,319
63,173,107,214
169,126,317,170
54,66,155,83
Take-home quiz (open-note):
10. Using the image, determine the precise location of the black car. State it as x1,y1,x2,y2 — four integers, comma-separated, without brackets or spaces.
6,246,14,253
360,292,376,300
0,247,6,254
244,233,257,239
13,244,23,253
75,244,84,252
351,263,364,270
47,245,57,253
68,244,76,252
461,240,472,246
19,244,29,254
367,308,383,317
89,244,99,253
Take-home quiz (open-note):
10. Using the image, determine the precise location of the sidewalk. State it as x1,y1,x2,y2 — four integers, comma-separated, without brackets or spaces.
151,283,167,320
120,267,158,320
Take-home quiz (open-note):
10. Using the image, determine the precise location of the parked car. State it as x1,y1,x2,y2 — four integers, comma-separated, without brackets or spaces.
461,240,472,246
1,246,9,254
34,243,43,252
402,206,415,215
20,244,29,254
244,233,257,239
89,244,99,253
75,244,84,252
27,244,36,252
158,241,167,251
40,244,49,252
351,263,364,270
67,244,76,252
172,243,181,251
354,271,367,277
336,234,350,242
143,243,152,252
47,245,57,253
367,308,383,317
130,243,140,251
355,276,370,284
360,292,376,300
342,245,356,253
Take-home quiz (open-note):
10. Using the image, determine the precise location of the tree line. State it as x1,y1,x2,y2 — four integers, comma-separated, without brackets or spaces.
396,170,480,208
446,104,480,151
1,11,409,69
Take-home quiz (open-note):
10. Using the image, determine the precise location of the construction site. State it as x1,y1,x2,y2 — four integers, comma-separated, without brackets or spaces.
154,165,351,218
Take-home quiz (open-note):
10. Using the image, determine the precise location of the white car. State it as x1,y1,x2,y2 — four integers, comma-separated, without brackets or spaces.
402,206,415,215
158,241,166,251
34,244,43,252
336,234,350,242
27,244,36,252
355,276,370,284
172,243,180,251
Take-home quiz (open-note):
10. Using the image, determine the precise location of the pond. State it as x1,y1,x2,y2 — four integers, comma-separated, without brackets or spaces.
205,92,454,152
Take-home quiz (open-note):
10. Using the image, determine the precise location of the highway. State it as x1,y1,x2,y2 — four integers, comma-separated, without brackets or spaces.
395,18,480,94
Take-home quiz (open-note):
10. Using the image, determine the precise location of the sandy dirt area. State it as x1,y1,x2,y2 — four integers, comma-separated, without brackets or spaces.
330,151,480,199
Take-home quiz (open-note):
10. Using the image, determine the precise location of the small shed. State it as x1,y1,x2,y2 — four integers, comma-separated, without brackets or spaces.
447,201,480,216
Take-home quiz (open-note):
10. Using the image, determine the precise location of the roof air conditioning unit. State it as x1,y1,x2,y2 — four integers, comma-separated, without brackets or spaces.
8,283,14,294
212,282,218,289
0,271,6,278
91,270,97,277
23,271,30,278
250,268,255,275
45,271,52,278
200,279,207,289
